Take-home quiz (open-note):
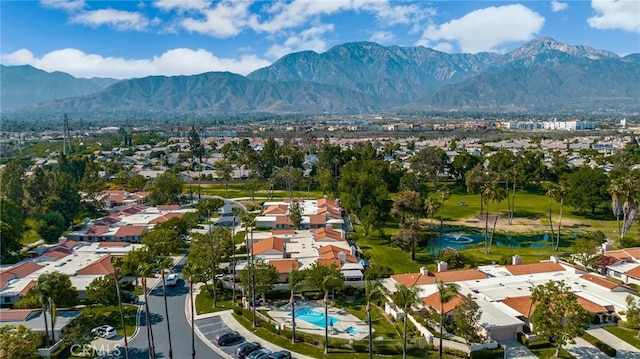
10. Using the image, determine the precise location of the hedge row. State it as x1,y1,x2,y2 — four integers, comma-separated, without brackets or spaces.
582,332,617,357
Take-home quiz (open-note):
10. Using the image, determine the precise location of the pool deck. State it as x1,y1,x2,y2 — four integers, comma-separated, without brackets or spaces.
267,301,370,341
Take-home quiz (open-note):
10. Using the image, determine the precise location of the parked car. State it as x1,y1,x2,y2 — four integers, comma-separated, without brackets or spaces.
247,348,272,359
235,342,261,359
268,350,292,359
122,291,137,304
215,331,242,346
91,325,117,339
165,273,178,286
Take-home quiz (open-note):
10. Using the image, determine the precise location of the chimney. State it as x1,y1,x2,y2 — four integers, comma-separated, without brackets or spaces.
350,245,357,257
420,267,429,276
338,251,346,264
512,255,522,265
550,255,559,264
58,236,67,245
602,242,611,253
438,261,448,272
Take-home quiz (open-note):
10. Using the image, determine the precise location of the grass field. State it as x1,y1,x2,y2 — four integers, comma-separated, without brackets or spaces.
603,326,640,350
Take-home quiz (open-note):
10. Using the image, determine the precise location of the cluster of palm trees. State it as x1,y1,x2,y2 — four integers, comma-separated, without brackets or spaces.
609,173,640,244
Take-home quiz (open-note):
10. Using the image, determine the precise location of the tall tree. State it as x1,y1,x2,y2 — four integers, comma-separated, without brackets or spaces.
411,146,449,186
365,280,384,359
188,125,204,163
214,159,233,196
544,183,558,239
37,212,66,244
146,172,184,205
487,185,507,254
288,201,303,229
321,274,344,354
572,234,602,270
86,275,121,306
0,324,42,358
609,179,624,245
0,198,24,259
391,190,423,261
393,283,420,359
438,188,450,259
436,281,460,359
195,197,225,221
564,166,609,214
23,166,54,217
287,264,305,344
531,280,591,358
452,294,485,344
555,182,568,251
0,160,25,205
240,259,279,303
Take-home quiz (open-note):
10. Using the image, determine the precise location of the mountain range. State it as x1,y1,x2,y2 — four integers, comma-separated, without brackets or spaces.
2,37,638,119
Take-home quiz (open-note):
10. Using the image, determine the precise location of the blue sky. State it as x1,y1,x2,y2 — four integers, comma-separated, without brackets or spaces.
1,0,639,79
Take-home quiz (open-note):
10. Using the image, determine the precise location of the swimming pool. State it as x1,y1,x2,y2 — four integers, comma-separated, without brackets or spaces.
291,307,340,328
344,326,359,335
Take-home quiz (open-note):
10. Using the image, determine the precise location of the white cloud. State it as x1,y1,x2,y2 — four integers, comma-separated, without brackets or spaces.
418,4,545,53
550,0,569,12
181,1,252,37
588,0,640,33
153,0,210,12
1,48,271,79
70,8,158,31
40,0,85,12
369,31,395,44
266,24,334,59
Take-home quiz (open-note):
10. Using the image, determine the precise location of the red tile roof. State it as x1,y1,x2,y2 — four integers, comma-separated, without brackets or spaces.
0,309,39,322
43,247,72,259
19,280,37,296
150,212,184,224
115,226,146,237
391,268,488,288
624,265,640,279
317,258,342,268
61,240,81,248
268,259,300,274
422,292,466,314
502,296,535,317
86,225,109,237
309,214,326,225
576,296,610,313
253,236,285,255
263,205,289,216
98,241,128,247
580,273,620,290
158,205,181,211
76,255,115,275
275,216,293,225
312,227,343,241
604,250,632,261
317,245,357,263
0,262,44,288
624,248,640,259
504,262,565,276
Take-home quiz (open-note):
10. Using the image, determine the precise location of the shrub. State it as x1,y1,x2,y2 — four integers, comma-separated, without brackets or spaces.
233,307,243,315
582,332,617,357
470,347,505,359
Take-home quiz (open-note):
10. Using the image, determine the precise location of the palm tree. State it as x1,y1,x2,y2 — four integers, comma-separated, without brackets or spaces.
241,211,258,327
141,277,156,359
424,196,440,257
365,280,384,359
112,271,130,359
487,186,507,254
231,206,243,304
608,179,624,245
545,183,557,240
438,188,450,259
287,264,305,344
322,274,344,354
436,281,460,359
160,265,174,359
393,283,419,359
555,183,568,251
481,183,494,254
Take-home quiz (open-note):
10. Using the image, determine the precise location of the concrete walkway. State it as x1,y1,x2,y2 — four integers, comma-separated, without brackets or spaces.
565,337,611,359
501,340,537,359
586,328,640,358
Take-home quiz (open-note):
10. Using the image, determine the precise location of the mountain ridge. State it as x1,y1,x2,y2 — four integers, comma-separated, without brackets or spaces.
2,37,638,119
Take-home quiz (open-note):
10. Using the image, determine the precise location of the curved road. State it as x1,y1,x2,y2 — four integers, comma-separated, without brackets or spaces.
110,199,245,359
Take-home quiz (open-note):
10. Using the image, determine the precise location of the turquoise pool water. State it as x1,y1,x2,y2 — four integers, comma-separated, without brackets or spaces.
291,307,340,328
345,326,359,335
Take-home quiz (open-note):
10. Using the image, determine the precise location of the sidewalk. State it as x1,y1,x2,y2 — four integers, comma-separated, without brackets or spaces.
586,328,640,358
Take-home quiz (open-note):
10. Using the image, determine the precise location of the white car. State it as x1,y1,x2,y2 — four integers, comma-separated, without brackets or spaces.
165,273,178,286
91,325,116,339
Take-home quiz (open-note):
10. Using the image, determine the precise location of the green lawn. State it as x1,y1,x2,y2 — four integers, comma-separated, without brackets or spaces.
529,347,575,358
194,286,235,314
21,218,42,245
603,326,640,349
81,304,138,337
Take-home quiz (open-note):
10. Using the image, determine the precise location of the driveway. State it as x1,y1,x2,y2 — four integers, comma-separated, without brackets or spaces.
500,340,537,359
587,328,640,358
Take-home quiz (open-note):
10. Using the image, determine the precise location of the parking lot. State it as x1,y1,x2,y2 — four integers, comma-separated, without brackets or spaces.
196,315,243,358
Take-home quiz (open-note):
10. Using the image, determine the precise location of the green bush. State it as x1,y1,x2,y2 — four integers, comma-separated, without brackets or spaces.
233,307,243,315
582,333,616,357
470,347,505,359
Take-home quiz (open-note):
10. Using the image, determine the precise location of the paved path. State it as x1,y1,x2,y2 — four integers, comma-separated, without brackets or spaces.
501,340,537,359
565,337,611,359
587,328,640,358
